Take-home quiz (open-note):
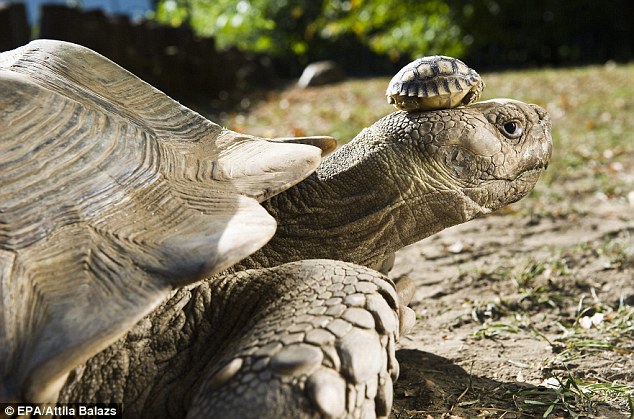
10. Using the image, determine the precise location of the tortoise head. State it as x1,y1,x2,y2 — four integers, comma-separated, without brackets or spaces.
258,98,552,270
406,98,553,216
317,97,552,219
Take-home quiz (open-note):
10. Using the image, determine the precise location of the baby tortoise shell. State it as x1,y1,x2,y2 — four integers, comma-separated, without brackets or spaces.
386,55,485,111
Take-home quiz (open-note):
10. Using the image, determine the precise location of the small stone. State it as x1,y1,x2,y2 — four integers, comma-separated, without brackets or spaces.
447,240,464,253
591,312,605,326
579,316,593,329
306,369,346,417
516,369,525,382
579,313,604,329
270,343,323,376
297,61,345,88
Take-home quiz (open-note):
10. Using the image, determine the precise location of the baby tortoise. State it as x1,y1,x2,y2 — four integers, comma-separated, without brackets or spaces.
386,55,485,111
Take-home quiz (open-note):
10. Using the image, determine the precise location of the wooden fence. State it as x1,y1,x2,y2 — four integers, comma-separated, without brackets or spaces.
1,3,275,101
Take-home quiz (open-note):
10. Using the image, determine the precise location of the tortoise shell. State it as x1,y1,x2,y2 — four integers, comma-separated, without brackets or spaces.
386,55,485,111
0,39,332,401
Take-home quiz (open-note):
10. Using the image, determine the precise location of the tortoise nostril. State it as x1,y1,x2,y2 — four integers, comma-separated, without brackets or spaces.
530,104,550,123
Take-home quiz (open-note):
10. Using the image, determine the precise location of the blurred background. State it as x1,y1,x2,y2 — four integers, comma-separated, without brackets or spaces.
1,0,632,104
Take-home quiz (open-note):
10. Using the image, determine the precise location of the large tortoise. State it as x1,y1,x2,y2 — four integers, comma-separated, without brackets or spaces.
0,40,552,418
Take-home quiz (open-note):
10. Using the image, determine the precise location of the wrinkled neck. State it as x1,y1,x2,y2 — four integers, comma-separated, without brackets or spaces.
238,126,469,271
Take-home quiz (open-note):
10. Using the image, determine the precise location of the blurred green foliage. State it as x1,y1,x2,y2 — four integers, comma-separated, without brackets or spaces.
156,0,322,57
317,0,464,60
154,0,463,62
154,0,632,73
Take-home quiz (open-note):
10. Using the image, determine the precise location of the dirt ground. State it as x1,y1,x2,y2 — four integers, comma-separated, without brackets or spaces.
390,195,634,418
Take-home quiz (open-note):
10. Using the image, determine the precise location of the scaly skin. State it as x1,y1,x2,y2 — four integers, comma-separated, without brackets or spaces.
59,99,551,418
59,261,404,419
242,99,552,271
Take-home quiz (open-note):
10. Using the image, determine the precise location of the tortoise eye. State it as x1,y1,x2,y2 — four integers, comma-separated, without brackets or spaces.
501,120,523,138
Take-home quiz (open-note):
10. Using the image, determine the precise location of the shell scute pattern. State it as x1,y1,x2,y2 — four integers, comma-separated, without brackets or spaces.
386,55,485,112
0,39,324,403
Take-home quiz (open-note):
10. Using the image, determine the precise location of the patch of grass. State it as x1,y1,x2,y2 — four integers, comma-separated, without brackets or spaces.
455,236,633,416
606,302,634,339
536,296,634,415
517,259,548,285
553,337,616,361
514,373,596,417
214,77,393,142
457,264,513,284
474,322,522,339
542,373,634,417
545,293,633,359
599,229,634,270
460,256,571,335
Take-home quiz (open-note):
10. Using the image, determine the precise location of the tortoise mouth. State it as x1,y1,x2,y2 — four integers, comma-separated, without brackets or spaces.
523,158,549,174
489,161,548,184
508,164,547,183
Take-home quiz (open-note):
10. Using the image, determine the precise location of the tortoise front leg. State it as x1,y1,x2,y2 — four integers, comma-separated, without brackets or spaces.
59,260,413,418
189,260,411,419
